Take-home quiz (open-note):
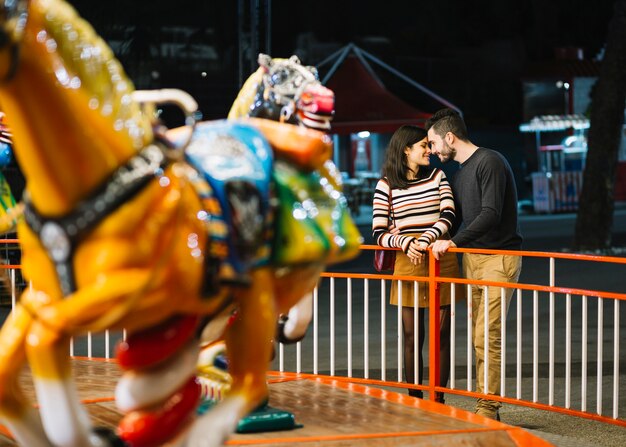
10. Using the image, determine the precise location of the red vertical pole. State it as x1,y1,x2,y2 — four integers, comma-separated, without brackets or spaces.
428,249,441,401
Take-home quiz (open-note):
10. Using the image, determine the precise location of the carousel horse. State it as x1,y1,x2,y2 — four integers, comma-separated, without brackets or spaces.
0,1,360,447
192,53,343,418
227,53,336,346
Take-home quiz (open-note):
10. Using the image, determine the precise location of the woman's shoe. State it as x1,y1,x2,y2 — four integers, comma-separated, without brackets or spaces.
408,389,423,399
435,392,445,404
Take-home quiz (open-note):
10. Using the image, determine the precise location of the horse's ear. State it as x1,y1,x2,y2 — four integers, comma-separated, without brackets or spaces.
258,53,272,72
307,66,320,81
289,55,301,65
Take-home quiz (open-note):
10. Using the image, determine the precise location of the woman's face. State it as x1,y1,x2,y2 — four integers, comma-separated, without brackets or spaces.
404,137,431,167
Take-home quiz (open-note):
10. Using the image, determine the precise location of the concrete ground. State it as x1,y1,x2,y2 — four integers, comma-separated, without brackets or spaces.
440,392,625,447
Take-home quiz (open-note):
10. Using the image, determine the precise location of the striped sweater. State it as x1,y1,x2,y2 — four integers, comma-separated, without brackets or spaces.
372,168,456,253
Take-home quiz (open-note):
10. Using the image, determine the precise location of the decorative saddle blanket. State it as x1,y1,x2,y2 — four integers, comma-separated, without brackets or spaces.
181,119,361,291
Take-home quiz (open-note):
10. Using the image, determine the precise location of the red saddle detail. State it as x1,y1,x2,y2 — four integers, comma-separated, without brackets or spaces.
118,376,201,447
116,315,200,370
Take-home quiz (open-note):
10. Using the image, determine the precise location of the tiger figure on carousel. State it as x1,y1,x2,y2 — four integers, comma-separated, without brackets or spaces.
0,1,360,447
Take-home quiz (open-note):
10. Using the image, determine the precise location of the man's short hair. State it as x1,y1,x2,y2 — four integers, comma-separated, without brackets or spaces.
425,108,469,141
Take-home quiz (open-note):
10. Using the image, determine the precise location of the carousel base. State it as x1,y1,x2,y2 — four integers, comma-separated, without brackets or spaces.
198,399,301,433
0,359,551,447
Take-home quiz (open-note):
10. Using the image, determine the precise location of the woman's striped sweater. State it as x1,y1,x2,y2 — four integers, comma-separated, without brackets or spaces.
372,168,456,253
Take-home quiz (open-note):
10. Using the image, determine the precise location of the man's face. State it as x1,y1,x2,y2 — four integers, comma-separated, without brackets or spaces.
427,128,456,163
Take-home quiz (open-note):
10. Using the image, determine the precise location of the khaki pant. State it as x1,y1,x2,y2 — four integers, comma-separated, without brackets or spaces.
463,253,522,410
391,232,463,308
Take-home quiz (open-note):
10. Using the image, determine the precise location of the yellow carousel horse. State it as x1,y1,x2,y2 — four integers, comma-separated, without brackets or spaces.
0,1,359,446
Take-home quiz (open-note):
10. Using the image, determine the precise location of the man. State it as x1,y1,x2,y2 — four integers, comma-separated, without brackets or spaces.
426,108,522,420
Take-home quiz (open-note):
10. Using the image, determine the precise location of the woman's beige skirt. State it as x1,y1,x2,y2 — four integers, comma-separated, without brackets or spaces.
390,235,463,308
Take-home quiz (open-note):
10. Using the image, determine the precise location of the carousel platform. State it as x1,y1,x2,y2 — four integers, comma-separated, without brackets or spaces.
0,359,550,446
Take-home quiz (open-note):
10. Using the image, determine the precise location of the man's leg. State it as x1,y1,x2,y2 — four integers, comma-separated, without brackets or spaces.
468,254,521,419
464,254,493,416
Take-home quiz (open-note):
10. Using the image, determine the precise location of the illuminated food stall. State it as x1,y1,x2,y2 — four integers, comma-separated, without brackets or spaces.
519,114,589,213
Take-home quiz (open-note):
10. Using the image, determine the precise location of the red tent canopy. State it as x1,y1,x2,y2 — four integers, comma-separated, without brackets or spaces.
325,56,432,135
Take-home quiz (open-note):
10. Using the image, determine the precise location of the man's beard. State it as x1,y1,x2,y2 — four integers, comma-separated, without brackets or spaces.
439,141,456,162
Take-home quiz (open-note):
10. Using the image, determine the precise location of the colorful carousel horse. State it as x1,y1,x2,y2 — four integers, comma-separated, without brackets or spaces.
0,1,359,446
227,52,338,345
191,53,345,425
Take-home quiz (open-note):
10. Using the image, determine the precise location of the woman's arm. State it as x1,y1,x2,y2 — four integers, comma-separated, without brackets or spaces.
417,170,456,246
372,179,416,252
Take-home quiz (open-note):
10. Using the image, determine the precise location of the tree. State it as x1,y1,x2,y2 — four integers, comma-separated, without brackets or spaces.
574,0,626,251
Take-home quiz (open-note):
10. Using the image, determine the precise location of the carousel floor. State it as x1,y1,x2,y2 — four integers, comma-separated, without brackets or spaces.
0,359,550,447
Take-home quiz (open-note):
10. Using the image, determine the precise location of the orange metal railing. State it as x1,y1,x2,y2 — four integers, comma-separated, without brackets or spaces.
0,240,624,428
298,245,626,427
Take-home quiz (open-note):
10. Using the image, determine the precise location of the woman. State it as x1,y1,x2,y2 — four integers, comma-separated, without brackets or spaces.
372,125,461,402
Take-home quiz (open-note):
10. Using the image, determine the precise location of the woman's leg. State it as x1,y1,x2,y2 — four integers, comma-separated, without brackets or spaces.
402,307,425,398
437,305,452,403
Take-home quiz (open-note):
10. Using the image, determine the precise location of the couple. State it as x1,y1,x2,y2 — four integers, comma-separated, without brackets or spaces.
372,108,523,420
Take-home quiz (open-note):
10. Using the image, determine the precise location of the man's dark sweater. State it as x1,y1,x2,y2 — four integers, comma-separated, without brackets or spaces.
451,148,523,250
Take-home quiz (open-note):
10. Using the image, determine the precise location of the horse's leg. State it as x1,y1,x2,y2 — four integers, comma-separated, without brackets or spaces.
277,291,313,343
21,270,164,447
0,302,53,447
274,264,323,343
116,340,201,447
185,267,276,446
274,264,323,314
25,320,97,447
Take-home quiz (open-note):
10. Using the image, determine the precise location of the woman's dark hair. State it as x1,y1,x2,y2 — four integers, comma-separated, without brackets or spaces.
381,125,432,189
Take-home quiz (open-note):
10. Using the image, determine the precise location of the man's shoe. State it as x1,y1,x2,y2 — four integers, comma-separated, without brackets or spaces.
475,406,500,420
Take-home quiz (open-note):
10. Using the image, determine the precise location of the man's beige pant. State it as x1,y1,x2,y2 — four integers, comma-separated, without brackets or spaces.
463,253,522,410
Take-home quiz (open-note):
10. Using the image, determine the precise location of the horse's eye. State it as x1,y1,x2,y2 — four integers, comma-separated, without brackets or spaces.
270,69,288,85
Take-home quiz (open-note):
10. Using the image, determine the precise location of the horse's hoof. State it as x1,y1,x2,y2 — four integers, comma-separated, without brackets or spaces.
276,315,306,344
93,427,128,447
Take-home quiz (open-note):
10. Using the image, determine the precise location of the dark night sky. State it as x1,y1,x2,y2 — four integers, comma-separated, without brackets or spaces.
70,0,614,59
271,0,614,59
68,0,617,127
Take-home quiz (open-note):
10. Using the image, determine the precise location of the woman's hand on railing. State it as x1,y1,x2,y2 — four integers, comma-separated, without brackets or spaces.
407,240,428,265
388,223,399,236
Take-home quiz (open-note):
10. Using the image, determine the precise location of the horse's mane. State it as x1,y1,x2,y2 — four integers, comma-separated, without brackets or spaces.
228,67,264,120
41,0,151,148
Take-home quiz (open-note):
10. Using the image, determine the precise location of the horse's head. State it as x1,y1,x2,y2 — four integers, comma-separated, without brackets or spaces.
229,54,334,131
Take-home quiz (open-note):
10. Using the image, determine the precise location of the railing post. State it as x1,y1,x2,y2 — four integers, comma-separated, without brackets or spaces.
428,250,441,401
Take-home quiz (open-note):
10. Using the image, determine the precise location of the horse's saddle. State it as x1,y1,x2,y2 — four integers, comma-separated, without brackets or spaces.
185,121,273,287
183,119,361,294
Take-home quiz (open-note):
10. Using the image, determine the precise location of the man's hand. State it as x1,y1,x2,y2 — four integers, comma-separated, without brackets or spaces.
430,239,456,260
